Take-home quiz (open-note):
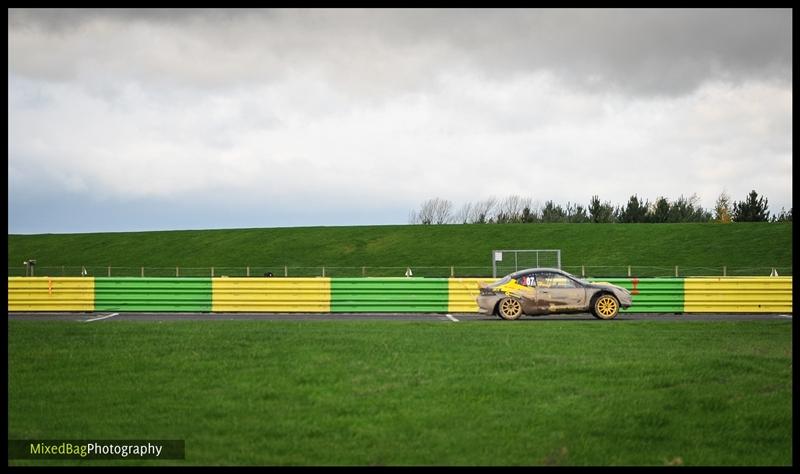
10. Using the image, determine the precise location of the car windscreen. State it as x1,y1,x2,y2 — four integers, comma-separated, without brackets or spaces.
572,276,591,286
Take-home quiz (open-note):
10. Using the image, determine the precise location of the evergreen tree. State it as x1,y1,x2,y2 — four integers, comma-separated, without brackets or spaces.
732,190,770,222
772,207,792,222
650,197,671,223
541,201,567,223
619,195,650,223
566,203,590,223
588,195,616,223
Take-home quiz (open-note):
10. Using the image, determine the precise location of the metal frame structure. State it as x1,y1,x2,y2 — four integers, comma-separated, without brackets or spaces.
492,249,561,278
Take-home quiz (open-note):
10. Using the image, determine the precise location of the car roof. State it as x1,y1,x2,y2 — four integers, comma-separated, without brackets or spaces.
507,268,569,278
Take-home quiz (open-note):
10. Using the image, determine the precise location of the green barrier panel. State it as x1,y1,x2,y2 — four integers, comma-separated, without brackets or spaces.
588,278,684,313
95,277,212,312
331,278,449,312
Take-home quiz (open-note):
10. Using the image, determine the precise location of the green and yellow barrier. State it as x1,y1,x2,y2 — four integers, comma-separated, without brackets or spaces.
7,276,793,314
447,278,491,313
446,277,689,313
589,278,685,313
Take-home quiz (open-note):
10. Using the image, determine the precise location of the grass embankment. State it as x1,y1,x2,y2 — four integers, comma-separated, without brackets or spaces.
8,320,792,466
6,223,793,276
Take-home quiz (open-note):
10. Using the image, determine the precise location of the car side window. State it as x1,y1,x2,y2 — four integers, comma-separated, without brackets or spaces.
516,274,536,287
535,272,550,288
537,272,577,289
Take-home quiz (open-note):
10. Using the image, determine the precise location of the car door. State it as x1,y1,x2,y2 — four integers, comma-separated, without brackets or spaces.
506,272,542,314
535,272,586,312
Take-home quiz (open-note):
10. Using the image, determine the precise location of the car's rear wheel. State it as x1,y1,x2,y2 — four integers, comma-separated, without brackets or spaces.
592,294,620,320
497,297,524,320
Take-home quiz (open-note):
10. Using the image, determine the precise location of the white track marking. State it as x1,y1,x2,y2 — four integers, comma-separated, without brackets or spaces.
776,314,792,318
84,313,119,322
445,314,459,322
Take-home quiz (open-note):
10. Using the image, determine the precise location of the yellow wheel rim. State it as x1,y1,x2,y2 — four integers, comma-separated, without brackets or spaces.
597,296,618,317
501,299,522,317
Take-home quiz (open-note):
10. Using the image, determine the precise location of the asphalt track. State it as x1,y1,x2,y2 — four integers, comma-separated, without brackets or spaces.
7,312,793,322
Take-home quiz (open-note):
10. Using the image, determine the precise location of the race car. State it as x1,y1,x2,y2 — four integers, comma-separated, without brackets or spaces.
476,268,632,320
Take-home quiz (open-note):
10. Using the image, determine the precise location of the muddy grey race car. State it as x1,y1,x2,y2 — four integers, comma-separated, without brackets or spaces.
476,268,632,320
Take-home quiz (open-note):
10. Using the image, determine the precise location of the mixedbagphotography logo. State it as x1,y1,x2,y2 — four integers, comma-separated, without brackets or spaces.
8,440,185,460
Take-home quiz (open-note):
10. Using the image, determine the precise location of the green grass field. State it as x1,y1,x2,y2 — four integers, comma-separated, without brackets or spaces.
8,319,792,466
7,223,793,276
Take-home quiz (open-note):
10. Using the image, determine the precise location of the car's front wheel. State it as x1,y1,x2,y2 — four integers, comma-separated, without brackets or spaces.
497,297,524,320
592,294,620,320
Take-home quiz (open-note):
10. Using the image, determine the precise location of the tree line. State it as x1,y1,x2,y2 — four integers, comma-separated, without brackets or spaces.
409,190,792,224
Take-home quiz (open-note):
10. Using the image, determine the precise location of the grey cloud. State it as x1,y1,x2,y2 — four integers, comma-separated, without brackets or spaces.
9,8,792,97
436,9,791,95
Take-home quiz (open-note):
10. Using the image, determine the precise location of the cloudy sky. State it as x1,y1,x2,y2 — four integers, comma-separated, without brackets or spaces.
8,8,792,234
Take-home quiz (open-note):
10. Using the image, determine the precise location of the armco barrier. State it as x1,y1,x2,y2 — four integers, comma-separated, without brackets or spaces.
95,278,212,312
212,278,330,312
448,277,686,313
331,278,449,312
684,277,792,313
448,278,491,312
6,276,793,314
589,278,685,313
8,277,95,311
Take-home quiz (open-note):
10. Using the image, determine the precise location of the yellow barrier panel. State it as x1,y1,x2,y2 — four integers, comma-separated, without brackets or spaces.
212,277,331,312
684,277,792,313
448,278,492,313
8,277,95,311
